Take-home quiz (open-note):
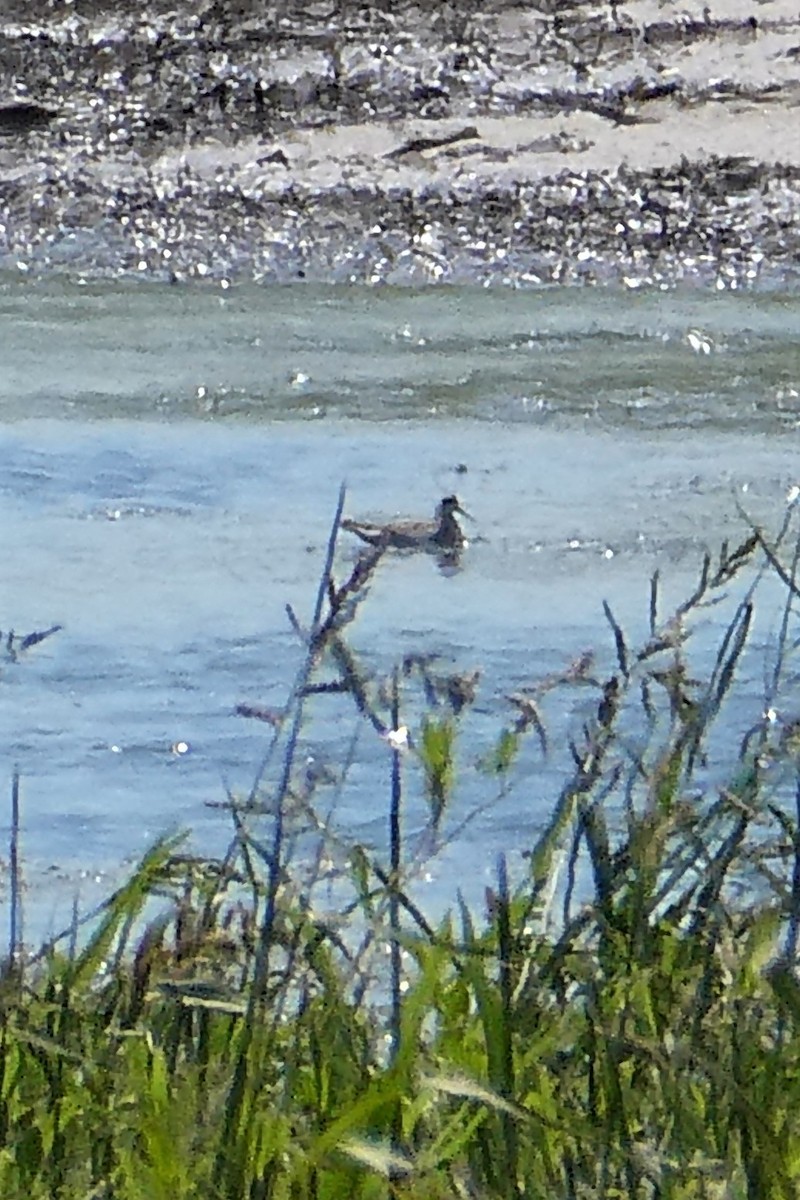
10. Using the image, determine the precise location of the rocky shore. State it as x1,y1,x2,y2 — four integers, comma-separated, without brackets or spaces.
1,0,799,286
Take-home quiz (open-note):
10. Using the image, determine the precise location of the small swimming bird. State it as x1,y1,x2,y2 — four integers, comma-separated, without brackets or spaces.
342,496,471,552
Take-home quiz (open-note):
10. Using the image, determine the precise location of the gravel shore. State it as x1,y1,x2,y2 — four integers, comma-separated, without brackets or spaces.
1,0,798,285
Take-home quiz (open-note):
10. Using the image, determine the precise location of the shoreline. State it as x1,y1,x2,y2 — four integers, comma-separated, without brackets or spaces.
1,0,799,285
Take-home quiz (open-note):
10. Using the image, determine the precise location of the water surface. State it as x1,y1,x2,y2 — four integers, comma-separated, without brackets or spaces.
3,277,800,941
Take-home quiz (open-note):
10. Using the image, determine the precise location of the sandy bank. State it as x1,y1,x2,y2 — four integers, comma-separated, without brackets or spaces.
0,0,798,284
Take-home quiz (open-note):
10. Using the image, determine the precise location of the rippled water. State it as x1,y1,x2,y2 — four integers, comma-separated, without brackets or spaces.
3,274,800,941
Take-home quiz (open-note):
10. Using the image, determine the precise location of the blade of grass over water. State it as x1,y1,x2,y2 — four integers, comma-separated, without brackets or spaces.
9,495,800,1197
7,768,22,979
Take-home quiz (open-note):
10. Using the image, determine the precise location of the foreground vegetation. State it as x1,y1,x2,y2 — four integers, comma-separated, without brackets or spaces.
5,489,800,1199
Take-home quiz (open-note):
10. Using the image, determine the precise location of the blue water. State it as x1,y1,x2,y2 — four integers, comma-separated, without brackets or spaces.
3,278,800,944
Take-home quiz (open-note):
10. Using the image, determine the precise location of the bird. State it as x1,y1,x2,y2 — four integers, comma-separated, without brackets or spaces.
341,496,471,552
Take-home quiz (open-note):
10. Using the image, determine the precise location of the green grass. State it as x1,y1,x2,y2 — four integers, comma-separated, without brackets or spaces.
4,496,800,1198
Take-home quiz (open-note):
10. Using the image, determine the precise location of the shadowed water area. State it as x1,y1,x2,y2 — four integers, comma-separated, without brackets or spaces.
3,276,800,940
